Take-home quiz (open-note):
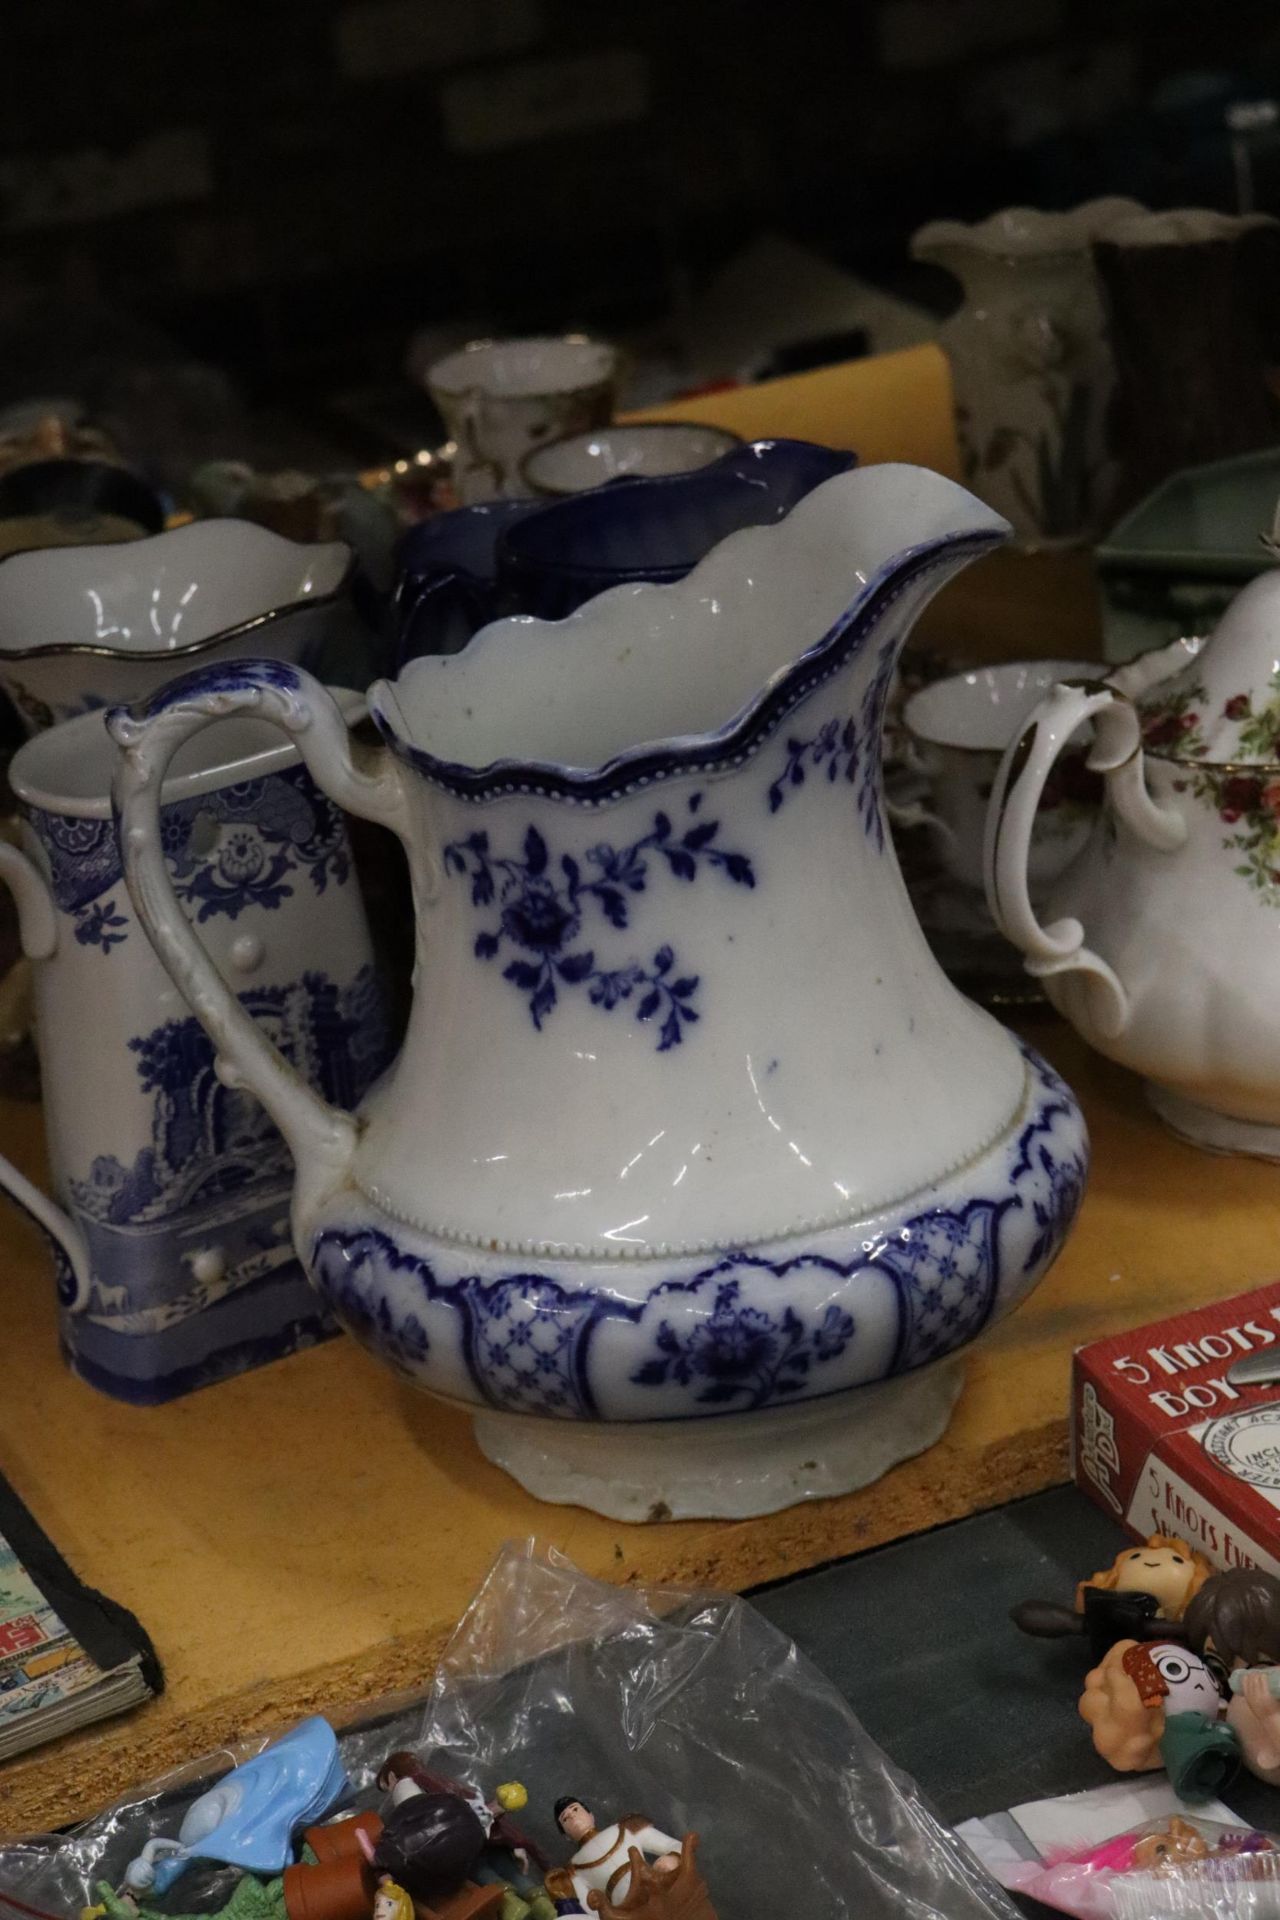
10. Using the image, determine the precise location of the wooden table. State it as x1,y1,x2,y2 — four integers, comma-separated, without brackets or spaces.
2,1009,1279,1834
0,352,1264,1832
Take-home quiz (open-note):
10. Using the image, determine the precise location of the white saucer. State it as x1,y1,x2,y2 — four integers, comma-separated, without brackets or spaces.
1146,1082,1280,1162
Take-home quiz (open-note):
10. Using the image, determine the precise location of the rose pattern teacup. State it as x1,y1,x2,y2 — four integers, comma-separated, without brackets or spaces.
899,658,1101,895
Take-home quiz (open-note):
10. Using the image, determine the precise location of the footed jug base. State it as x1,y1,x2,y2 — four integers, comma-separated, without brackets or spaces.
472,1357,965,1521
1145,1084,1280,1162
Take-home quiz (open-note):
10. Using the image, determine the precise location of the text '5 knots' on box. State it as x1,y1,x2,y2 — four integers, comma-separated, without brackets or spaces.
1073,1282,1280,1574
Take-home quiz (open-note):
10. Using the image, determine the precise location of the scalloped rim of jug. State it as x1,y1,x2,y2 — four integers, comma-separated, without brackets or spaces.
0,519,355,661
497,438,855,582
369,477,1008,807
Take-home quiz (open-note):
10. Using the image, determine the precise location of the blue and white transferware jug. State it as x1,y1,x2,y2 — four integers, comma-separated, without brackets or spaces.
393,437,854,658
110,465,1088,1512
0,701,392,1402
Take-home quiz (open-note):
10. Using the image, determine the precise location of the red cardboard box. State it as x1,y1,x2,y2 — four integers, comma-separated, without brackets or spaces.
1072,1283,1280,1575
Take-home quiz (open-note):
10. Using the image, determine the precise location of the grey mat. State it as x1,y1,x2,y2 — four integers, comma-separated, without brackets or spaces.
753,1486,1277,1917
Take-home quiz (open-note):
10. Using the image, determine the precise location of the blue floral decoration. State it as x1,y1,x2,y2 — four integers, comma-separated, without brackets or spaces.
763,630,900,849
168,772,349,924
856,632,900,851
321,1272,430,1383
73,896,129,953
1023,1141,1087,1272
308,1042,1085,1419
28,764,349,950
632,1280,855,1409
767,717,858,814
443,793,755,1050
126,658,304,718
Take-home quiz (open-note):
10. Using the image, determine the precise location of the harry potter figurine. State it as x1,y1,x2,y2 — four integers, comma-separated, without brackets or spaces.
1078,1639,1240,1801
1185,1567,1280,1784
544,1797,717,1919
1014,1535,1212,1662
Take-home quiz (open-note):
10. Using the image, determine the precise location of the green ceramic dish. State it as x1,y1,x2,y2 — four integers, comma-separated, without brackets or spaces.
1097,445,1280,663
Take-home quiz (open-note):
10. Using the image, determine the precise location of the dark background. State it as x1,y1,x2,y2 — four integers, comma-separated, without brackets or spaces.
2,0,1277,425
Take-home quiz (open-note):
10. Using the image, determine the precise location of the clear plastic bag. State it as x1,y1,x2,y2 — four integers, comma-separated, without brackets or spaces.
1000,1814,1280,1918
0,1541,1020,1919
1110,1848,1280,1919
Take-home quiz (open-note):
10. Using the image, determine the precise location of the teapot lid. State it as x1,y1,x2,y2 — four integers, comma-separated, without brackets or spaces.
1135,575,1280,766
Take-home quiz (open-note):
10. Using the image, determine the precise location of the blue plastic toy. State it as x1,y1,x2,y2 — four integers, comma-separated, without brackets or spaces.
123,1715,350,1895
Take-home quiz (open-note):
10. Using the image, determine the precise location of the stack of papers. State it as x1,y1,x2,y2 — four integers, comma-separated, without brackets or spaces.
0,1472,160,1762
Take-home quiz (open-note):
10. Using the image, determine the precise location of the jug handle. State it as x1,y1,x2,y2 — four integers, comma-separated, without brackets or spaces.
108,662,410,1216
984,679,1187,1040
0,842,94,1311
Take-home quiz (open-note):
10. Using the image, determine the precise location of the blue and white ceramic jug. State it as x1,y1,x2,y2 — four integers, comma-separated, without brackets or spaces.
110,465,1088,1505
0,701,392,1402
393,438,854,657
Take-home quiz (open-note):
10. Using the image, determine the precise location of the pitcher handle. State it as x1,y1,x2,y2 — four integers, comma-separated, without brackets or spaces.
984,678,1184,1040
0,842,94,1309
109,661,409,1215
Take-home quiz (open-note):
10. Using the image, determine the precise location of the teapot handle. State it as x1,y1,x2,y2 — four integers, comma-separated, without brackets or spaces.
0,843,94,1310
108,662,410,1216
984,679,1187,1039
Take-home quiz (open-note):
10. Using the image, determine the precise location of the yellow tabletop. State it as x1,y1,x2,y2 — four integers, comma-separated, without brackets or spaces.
0,349,1254,1832
1,1016,1278,1834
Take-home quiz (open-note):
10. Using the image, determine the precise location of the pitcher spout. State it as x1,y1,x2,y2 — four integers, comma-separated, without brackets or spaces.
371,463,1009,809
836,460,1011,592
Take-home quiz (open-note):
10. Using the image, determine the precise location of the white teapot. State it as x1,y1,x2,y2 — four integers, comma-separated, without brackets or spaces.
986,573,1280,1156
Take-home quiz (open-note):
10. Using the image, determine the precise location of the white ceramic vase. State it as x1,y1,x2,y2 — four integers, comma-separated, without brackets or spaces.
913,199,1144,547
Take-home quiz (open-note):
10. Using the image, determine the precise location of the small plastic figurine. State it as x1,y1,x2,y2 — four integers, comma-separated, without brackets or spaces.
544,1798,717,1919
282,1812,384,1920
95,1874,286,1920
1013,1534,1212,1661
371,1881,414,1920
1130,1816,1210,1870
376,1752,544,1863
373,1750,550,1911
1079,1639,1240,1800
1080,1539,1213,1619
123,1717,350,1896
367,1793,486,1901
1185,1566,1280,1784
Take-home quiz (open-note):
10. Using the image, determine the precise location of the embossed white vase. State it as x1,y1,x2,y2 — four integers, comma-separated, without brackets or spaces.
110,464,1088,1516
913,199,1144,546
